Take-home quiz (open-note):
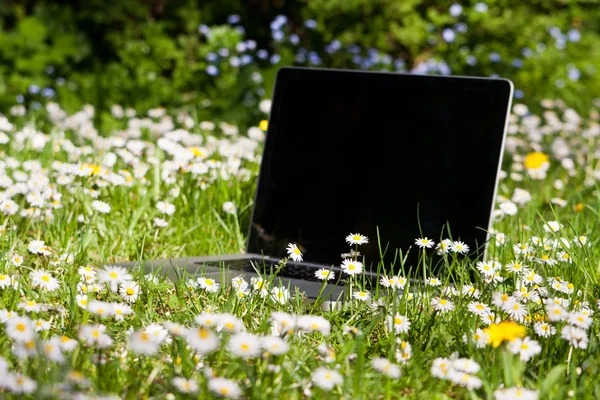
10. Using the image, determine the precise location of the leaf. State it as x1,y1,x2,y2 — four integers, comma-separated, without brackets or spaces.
540,364,566,396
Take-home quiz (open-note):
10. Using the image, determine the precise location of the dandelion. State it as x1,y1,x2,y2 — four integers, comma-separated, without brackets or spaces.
286,243,303,262
156,201,175,215
30,269,60,291
208,377,242,399
311,367,343,390
341,259,363,276
523,151,549,170
315,268,334,280
91,200,111,213
345,233,368,245
371,357,401,378
198,276,221,293
484,321,527,347
415,237,435,248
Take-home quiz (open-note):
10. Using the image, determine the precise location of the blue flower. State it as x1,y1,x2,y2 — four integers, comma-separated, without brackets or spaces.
512,58,523,68
42,88,55,98
449,4,462,17
489,52,500,62
289,34,300,45
270,54,281,64
241,55,253,65
304,19,317,29
28,85,40,94
219,48,230,57
206,65,219,76
474,2,488,12
206,52,218,62
272,31,285,41
442,28,456,43
257,49,269,60
16,94,24,103
227,14,241,24
514,89,524,98
466,55,477,66
198,24,211,36
567,29,581,42
229,56,241,67
568,67,581,81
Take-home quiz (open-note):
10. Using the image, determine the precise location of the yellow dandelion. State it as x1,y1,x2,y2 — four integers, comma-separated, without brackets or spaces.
483,321,527,347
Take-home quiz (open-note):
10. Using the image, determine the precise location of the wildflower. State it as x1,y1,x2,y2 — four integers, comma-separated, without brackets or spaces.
502,299,528,322
371,357,401,378
561,325,588,349
261,335,290,356
91,200,111,213
42,337,65,363
387,313,411,334
568,311,592,329
184,327,220,354
543,220,563,233
217,314,244,333
311,367,343,390
452,358,481,374
431,357,452,378
471,328,490,348
271,286,290,304
415,237,434,248
468,302,491,317
315,268,334,280
4,373,37,394
113,303,134,321
450,241,469,254
28,240,51,255
5,316,35,342
286,243,303,262
119,281,140,302
11,254,24,266
533,322,555,338
172,377,199,394
506,262,528,274
18,300,41,313
79,324,113,348
341,259,363,276
523,152,549,170
507,337,542,361
128,330,161,355
222,201,237,215
154,217,168,227
198,276,220,293
425,277,441,287
227,333,262,358
30,269,60,291
98,265,132,292
156,201,175,215
432,297,455,313
494,387,539,400
270,311,296,336
231,275,248,291
87,300,113,318
208,377,242,399
0,274,12,288
448,371,483,390
33,319,51,332
461,285,480,298
0,199,19,216
353,290,371,301
296,315,331,336
396,340,412,363
436,239,453,254
546,304,567,322
345,233,368,245
484,321,527,347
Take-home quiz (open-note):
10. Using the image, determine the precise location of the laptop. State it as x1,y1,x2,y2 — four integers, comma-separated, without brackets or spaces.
119,67,513,299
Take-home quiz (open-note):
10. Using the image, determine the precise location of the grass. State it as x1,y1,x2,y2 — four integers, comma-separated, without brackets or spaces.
0,101,599,399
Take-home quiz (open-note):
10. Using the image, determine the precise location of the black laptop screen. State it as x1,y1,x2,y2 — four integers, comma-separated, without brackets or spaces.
248,68,512,271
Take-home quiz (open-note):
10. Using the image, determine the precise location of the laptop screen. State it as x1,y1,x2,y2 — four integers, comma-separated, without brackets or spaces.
248,67,512,272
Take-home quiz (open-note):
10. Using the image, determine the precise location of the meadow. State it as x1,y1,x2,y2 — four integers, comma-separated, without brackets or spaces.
0,98,599,400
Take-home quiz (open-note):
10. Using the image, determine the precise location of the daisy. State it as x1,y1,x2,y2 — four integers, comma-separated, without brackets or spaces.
502,299,528,322
128,330,161,355
533,321,556,338
450,241,470,254
33,319,51,332
184,327,220,354
27,240,51,256
11,254,24,266
507,337,542,361
0,274,13,288
270,311,296,336
208,377,242,399
87,301,114,318
271,286,290,304
98,265,132,292
345,233,368,245
341,259,363,276
452,358,481,374
119,280,140,302
435,239,453,254
461,285,480,298
227,333,262,358
197,276,220,293
5,316,35,342
286,243,303,262
431,357,451,378
311,367,343,390
30,269,60,291
172,377,199,394
79,324,113,348
387,313,411,334
154,217,168,227
217,314,244,333
231,275,248,291
560,325,588,349
195,313,219,328
471,328,490,348
425,277,441,287
156,201,175,215
506,261,528,274
42,337,65,363
432,297,455,313
543,220,563,233
18,300,41,313
113,303,134,321
568,311,592,329
4,373,37,394
448,371,482,390
261,335,290,356
296,315,331,336
77,265,96,281
494,387,539,400
546,304,567,322
222,201,237,215
352,291,371,301
371,357,401,378
415,237,435,248
468,302,492,317
315,268,335,280
91,200,111,213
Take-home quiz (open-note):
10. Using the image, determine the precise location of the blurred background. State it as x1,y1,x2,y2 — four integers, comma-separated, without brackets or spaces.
0,0,599,130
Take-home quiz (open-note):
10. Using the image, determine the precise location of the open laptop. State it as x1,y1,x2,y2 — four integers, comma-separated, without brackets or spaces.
120,67,513,299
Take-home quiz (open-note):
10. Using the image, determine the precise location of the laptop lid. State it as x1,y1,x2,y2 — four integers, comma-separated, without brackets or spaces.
247,67,513,272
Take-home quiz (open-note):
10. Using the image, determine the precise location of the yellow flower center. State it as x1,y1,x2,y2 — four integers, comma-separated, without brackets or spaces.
126,288,135,295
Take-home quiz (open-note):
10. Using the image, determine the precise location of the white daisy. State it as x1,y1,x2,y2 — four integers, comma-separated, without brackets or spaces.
197,276,220,293
208,377,241,399
315,268,335,281
261,335,290,356
311,367,343,390
30,269,60,291
450,241,470,254
533,322,556,338
415,237,435,248
91,200,111,213
371,357,401,378
286,243,303,262
345,233,368,245
432,297,455,313
352,291,371,301
507,337,542,362
227,333,262,359
172,377,199,394
341,259,363,276
222,201,237,215
156,201,176,215
387,313,411,334
184,327,220,355
119,281,140,302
